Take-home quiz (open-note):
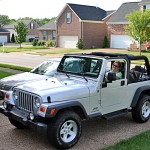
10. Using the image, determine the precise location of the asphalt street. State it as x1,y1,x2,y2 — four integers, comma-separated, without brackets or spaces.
0,50,150,150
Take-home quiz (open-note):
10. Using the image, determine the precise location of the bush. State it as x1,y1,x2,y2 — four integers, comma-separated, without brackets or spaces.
76,38,84,49
32,39,38,46
103,35,109,48
11,34,15,43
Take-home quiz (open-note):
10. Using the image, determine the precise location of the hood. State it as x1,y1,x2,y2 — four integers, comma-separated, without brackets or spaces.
0,72,48,90
16,75,90,102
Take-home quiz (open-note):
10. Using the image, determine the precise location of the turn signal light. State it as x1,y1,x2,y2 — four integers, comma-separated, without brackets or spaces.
50,108,56,115
40,107,46,112
5,93,10,99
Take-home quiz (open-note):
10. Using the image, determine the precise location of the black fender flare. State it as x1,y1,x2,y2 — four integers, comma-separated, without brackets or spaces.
131,85,150,107
45,101,89,119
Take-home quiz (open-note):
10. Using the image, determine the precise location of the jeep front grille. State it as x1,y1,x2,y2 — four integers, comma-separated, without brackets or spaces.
14,90,39,112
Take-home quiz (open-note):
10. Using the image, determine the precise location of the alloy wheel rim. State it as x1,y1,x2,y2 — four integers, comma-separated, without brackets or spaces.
60,120,78,143
142,101,150,118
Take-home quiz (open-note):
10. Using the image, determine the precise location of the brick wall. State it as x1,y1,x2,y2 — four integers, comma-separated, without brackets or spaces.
83,22,107,48
27,20,39,36
57,6,81,37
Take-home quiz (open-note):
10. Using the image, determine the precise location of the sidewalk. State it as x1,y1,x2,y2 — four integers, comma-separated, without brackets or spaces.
0,67,24,74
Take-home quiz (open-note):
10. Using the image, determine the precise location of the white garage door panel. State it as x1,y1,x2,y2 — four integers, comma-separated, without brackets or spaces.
111,35,134,49
59,36,78,48
0,36,7,43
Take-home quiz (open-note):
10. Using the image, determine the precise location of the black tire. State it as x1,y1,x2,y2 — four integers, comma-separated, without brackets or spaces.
47,111,82,149
9,118,27,129
132,94,150,123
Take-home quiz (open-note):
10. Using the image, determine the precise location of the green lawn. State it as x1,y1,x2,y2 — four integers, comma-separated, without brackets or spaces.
0,70,14,78
101,130,150,150
0,64,31,72
0,46,49,53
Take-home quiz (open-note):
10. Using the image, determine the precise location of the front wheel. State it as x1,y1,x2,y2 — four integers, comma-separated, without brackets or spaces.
47,111,82,149
132,94,150,123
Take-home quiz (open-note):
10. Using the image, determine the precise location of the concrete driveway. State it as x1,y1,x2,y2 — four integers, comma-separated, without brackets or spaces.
0,105,149,150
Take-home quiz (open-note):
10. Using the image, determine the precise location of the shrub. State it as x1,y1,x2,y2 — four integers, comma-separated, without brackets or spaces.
103,35,109,48
32,39,38,46
76,38,84,49
45,41,50,47
11,34,15,43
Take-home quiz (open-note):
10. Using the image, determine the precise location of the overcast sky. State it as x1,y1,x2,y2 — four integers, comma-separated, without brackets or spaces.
0,0,139,19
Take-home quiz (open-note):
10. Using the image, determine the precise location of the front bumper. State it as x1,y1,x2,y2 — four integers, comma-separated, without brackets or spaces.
0,105,47,135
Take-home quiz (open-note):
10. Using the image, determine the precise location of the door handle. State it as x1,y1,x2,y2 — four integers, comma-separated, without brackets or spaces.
121,80,125,86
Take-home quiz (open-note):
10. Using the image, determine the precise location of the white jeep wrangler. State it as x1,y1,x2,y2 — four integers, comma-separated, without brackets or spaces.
0,52,150,149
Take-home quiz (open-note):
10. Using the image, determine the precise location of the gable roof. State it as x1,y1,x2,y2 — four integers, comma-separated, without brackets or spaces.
57,3,114,22
3,20,39,29
107,2,140,24
38,21,56,30
67,3,107,21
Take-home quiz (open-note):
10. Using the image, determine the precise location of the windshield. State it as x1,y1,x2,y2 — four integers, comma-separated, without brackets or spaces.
57,56,102,78
30,60,59,75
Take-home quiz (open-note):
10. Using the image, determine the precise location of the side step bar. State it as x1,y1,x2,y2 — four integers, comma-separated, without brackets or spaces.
103,109,128,120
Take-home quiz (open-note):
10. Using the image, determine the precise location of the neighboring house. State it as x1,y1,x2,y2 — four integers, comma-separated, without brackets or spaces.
107,0,150,49
0,23,10,43
38,21,56,41
56,3,114,48
3,20,40,42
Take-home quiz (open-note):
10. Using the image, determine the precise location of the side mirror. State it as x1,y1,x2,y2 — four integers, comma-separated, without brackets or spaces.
107,72,116,82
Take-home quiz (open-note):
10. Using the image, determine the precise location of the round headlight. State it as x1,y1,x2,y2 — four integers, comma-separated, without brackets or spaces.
13,90,18,100
33,97,41,108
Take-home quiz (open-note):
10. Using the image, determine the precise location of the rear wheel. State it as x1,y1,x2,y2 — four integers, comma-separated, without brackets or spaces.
9,118,27,129
132,94,150,123
47,111,82,149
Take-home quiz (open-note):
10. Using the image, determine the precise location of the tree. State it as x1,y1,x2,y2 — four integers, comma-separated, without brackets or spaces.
0,15,11,24
14,21,29,48
125,10,150,55
103,35,109,48
11,33,15,43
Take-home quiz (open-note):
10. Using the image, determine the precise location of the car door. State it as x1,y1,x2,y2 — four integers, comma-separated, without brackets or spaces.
100,59,129,114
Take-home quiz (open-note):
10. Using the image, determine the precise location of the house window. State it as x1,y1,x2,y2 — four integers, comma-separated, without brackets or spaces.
52,31,56,40
146,4,150,9
42,31,47,40
30,23,35,29
66,12,72,23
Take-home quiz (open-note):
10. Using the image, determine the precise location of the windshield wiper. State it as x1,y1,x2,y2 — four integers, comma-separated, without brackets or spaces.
80,73,88,82
57,68,70,78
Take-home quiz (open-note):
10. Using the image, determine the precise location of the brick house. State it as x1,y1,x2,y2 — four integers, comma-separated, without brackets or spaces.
0,23,10,43
3,20,40,42
38,21,56,41
107,0,150,49
56,3,114,48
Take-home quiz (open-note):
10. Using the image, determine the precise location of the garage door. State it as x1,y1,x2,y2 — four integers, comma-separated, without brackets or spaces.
59,36,78,48
0,36,8,43
111,35,135,49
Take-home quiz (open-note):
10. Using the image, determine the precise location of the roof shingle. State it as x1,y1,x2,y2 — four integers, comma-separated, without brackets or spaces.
107,2,140,23
38,21,56,30
67,3,107,21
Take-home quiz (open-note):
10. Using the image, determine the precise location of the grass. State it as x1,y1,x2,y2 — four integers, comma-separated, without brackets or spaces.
0,70,14,78
0,64,31,72
0,46,49,53
101,130,150,150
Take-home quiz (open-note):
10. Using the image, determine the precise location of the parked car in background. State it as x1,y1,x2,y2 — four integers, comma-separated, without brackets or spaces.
0,58,61,101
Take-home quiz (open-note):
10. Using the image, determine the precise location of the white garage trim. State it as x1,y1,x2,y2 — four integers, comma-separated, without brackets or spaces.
110,34,135,49
59,36,78,48
0,36,8,43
